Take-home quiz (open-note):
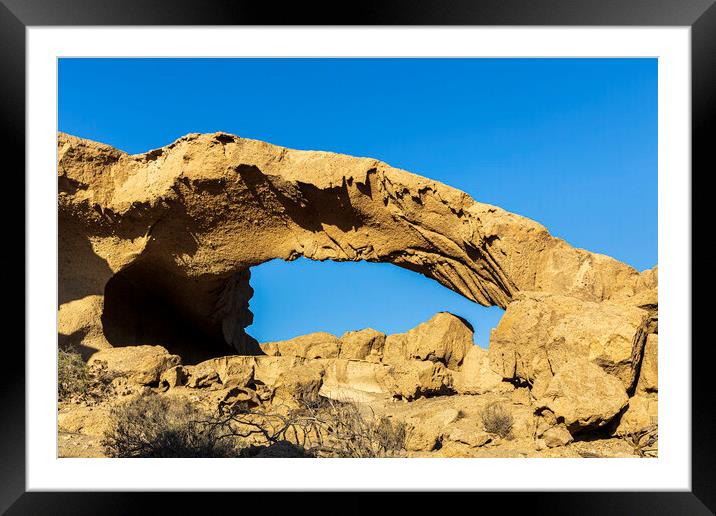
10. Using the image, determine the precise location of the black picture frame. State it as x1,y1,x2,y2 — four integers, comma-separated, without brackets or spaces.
1,1,712,514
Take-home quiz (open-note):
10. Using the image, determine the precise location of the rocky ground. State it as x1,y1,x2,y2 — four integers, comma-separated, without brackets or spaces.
58,311,657,459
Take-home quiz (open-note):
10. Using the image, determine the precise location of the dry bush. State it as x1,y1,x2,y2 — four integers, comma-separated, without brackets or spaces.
622,424,658,458
297,396,407,457
480,401,514,439
101,395,236,458
58,348,91,401
208,395,407,458
101,391,407,458
58,348,120,403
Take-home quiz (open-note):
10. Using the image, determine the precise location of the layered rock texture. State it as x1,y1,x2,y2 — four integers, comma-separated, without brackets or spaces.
58,132,658,458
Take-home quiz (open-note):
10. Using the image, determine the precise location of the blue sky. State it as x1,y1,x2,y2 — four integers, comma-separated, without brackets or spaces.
59,58,657,346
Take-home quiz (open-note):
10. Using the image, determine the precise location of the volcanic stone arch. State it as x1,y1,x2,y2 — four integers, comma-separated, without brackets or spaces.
59,132,650,363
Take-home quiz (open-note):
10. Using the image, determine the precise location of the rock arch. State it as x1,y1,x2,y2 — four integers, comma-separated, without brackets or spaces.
58,132,655,358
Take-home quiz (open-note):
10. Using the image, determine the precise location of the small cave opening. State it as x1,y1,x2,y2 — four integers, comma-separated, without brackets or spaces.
245,257,506,346
100,261,233,365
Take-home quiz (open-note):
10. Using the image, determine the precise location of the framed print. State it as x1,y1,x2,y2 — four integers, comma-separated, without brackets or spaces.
2,0,713,513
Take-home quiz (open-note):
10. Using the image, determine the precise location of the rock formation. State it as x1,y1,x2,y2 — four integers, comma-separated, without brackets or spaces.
58,131,655,358
57,132,658,458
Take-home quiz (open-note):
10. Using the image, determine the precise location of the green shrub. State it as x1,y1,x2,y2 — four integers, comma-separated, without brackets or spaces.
480,401,514,439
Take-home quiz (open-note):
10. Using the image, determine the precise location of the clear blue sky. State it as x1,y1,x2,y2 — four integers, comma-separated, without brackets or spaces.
59,58,657,346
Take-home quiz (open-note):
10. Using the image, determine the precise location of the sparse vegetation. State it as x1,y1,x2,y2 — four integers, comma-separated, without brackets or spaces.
101,395,237,458
101,393,407,458
58,347,119,402
58,348,92,401
480,401,514,439
208,394,407,458
292,395,407,457
621,424,658,458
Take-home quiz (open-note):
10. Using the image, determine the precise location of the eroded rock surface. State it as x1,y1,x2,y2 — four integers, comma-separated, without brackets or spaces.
488,292,651,393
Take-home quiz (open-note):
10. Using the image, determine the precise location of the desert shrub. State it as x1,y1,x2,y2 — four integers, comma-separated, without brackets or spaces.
209,395,407,458
101,391,407,458
621,424,658,458
101,395,236,458
58,348,120,402
480,401,514,439
58,348,91,400
296,396,407,457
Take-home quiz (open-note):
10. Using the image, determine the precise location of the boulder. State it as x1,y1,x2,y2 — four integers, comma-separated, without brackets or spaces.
404,418,443,452
444,420,493,449
505,404,537,440
159,365,187,389
453,345,513,394
184,362,220,389
381,360,453,400
253,356,305,386
537,357,628,432
185,356,255,389
272,362,325,405
488,292,648,390
338,328,386,361
615,394,658,436
636,334,658,394
218,386,262,413
87,345,181,386
57,295,111,357
401,408,464,452
382,312,473,370
542,424,573,448
260,333,340,359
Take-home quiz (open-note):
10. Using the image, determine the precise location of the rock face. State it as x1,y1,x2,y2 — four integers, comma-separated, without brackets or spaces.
58,132,654,357
319,359,391,402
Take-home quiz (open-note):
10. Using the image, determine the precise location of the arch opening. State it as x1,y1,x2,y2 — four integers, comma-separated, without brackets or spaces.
245,257,505,347
99,255,506,364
